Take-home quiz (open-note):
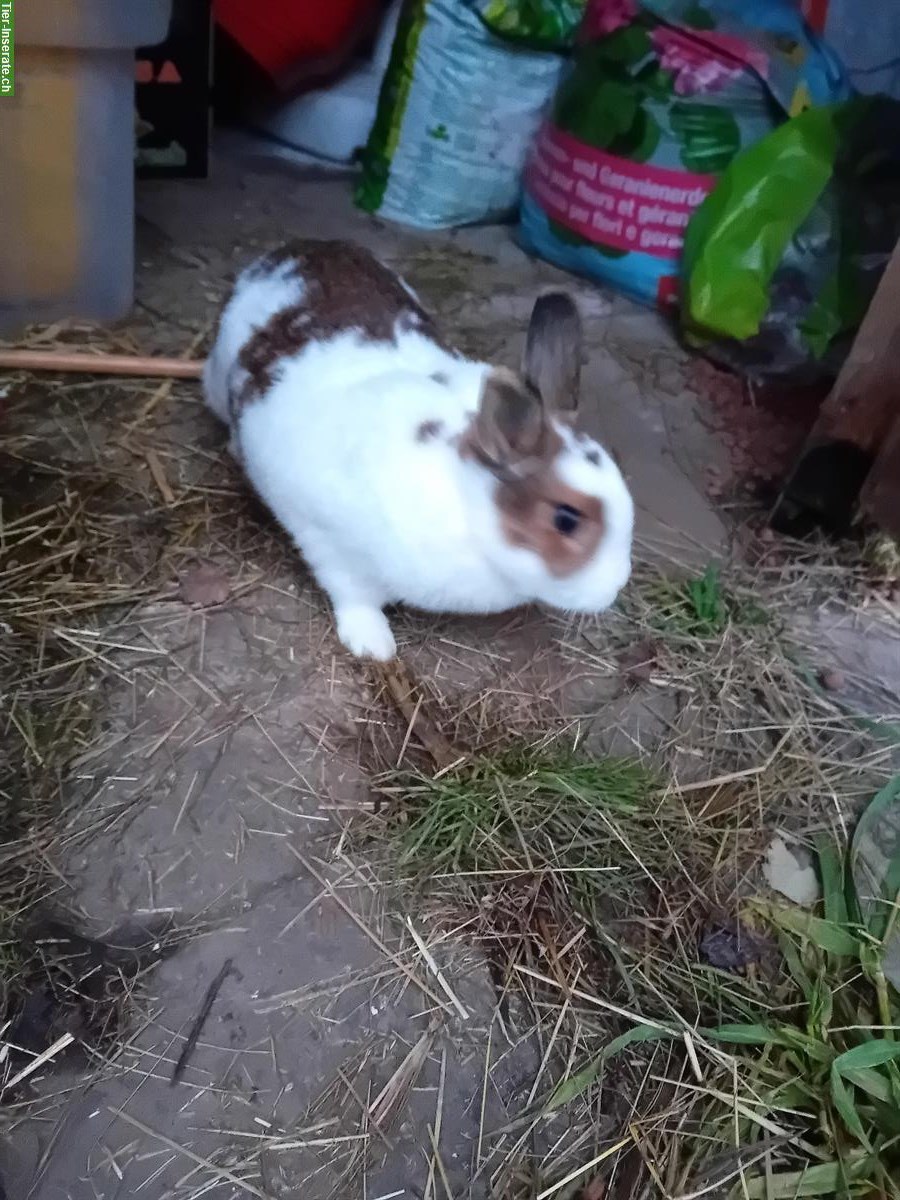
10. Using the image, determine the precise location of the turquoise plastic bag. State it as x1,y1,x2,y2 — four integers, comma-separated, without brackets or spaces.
518,0,851,309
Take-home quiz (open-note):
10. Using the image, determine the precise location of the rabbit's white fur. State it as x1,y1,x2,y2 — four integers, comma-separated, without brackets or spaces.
204,247,633,660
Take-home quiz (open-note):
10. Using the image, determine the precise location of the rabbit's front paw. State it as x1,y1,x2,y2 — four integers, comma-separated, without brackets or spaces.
336,606,397,662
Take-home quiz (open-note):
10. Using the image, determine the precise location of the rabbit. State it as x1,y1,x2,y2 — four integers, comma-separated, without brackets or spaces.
203,240,633,661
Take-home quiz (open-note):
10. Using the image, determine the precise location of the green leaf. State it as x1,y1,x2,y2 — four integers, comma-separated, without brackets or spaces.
850,773,900,942
683,3,716,30
558,78,638,147
743,1156,873,1199
545,1060,603,1112
592,23,651,65
830,1062,869,1144
816,835,849,930
681,3,720,30
771,1080,819,1109
779,1030,833,1065
867,1095,900,1136
808,969,834,1037
705,1023,831,1063
686,563,725,629
778,930,816,1001
833,1039,900,1072
607,108,661,165
478,0,585,48
768,906,860,957
634,61,675,100
842,1066,894,1106
669,102,741,174
704,1022,779,1045
545,1023,675,1112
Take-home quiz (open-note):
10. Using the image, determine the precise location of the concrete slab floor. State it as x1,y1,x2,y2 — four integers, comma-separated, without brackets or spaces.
2,140,897,1199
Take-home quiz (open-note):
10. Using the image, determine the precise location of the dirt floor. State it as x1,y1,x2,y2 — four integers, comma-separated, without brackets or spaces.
2,140,900,1200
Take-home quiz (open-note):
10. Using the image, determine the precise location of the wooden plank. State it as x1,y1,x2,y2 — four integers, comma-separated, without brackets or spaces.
812,264,900,454
773,237,900,534
860,414,900,539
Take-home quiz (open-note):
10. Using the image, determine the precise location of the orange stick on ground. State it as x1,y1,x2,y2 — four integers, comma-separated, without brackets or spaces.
0,350,205,379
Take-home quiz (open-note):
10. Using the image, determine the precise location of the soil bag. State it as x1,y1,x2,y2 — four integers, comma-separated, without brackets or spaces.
476,0,586,48
518,0,850,309
682,97,900,379
355,0,572,228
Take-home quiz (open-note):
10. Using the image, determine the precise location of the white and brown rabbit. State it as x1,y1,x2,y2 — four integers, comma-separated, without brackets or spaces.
203,240,633,660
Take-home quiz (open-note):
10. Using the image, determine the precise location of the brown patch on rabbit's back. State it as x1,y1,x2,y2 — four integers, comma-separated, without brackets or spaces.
236,241,451,407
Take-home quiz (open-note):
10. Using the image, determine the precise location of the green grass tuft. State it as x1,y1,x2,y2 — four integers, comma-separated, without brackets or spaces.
648,562,770,639
542,783,900,1200
386,750,653,874
366,740,900,1198
374,747,748,938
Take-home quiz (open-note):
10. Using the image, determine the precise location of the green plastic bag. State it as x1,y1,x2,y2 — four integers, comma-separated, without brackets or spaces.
681,97,900,378
683,104,846,343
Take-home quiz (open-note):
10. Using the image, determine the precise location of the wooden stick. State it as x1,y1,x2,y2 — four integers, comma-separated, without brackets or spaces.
376,660,465,774
170,958,234,1085
0,349,204,379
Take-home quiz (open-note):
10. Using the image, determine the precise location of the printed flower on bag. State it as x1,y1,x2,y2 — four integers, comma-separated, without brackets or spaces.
584,0,637,38
651,26,744,95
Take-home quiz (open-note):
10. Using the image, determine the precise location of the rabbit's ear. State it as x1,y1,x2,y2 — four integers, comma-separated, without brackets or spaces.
523,292,582,416
466,368,554,475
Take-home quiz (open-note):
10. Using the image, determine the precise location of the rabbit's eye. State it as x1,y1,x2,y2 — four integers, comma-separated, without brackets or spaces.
553,504,582,536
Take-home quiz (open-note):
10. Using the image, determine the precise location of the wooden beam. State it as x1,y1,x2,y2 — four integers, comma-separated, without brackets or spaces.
860,413,900,539
772,237,900,535
0,350,204,379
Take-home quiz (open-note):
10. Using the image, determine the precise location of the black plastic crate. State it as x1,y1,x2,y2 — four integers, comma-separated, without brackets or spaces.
136,0,212,178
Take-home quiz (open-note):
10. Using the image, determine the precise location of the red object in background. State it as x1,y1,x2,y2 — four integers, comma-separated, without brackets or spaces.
801,0,829,33
656,274,679,310
214,0,382,80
